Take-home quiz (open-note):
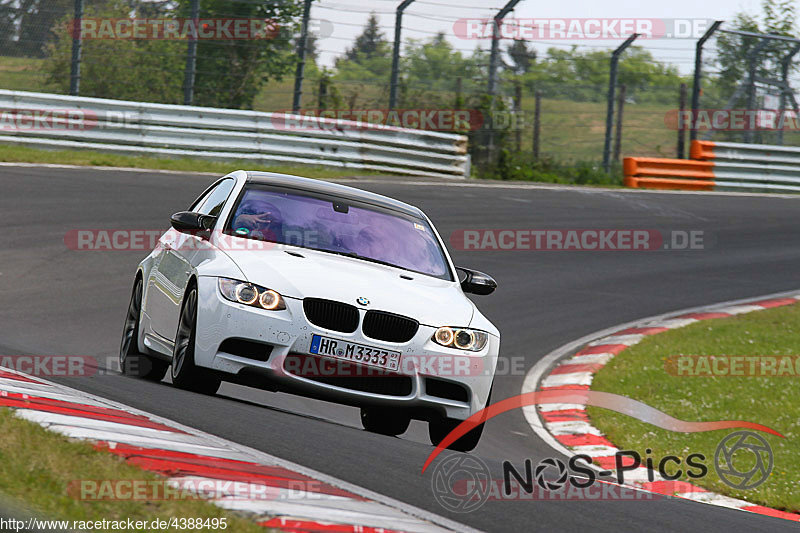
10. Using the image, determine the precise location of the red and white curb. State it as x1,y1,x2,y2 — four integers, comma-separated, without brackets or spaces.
0,370,476,533
522,290,800,523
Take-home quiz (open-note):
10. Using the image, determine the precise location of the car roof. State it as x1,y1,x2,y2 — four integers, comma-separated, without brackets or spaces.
244,171,425,218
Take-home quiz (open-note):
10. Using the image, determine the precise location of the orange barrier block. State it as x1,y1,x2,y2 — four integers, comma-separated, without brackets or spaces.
690,140,716,160
624,176,714,191
623,156,716,191
623,158,714,179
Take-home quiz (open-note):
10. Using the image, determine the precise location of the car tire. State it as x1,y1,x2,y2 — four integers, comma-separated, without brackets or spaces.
120,277,168,381
429,382,493,452
171,285,221,395
360,407,411,436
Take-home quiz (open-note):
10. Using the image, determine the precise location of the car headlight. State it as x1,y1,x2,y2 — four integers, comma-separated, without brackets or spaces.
218,278,286,311
432,327,488,351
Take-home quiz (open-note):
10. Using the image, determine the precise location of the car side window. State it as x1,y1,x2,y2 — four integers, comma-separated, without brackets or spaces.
193,179,236,217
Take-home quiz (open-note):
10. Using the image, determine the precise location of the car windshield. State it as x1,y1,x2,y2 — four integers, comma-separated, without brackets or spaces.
225,185,452,280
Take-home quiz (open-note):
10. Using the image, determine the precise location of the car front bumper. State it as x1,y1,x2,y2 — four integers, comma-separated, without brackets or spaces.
193,276,499,420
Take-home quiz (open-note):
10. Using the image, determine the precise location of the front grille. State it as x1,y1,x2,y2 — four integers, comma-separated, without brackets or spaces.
303,298,359,333
284,354,412,396
362,310,419,343
425,377,469,403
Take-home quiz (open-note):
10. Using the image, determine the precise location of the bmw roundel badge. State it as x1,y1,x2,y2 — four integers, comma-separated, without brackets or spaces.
356,297,370,306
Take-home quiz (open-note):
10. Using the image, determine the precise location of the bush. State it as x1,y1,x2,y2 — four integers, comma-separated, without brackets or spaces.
475,150,622,186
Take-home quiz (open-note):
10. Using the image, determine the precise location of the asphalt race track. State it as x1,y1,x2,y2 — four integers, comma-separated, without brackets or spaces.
1,165,799,532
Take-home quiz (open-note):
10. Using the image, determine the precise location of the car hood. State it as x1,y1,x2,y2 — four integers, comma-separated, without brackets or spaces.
222,246,473,327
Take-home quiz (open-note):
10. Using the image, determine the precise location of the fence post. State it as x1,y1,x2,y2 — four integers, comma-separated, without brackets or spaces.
389,0,415,110
318,75,328,110
777,43,800,145
533,90,541,160
182,0,200,105
677,83,687,158
69,0,84,96
603,34,638,173
514,81,522,151
486,0,523,162
690,21,723,143
744,39,763,144
292,0,313,113
612,84,626,163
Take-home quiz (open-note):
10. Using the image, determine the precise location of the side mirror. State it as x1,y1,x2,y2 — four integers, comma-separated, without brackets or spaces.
170,211,216,237
456,267,497,295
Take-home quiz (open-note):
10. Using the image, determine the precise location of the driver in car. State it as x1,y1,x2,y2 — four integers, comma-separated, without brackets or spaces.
231,199,283,241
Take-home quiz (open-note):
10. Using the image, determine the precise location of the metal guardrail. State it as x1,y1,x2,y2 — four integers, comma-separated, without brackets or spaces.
625,140,800,193
691,140,800,191
0,90,470,179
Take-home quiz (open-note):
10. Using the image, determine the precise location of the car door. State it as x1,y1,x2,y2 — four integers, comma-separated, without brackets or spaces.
146,178,235,341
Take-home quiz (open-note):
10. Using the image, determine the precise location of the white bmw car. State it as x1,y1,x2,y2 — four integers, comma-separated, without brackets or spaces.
120,170,499,451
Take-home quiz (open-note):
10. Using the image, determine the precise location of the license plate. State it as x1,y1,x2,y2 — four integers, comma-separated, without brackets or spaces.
309,335,401,371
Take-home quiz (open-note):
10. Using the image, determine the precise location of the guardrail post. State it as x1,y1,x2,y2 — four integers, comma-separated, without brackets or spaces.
690,21,723,143
292,0,313,113
69,0,84,96
603,34,638,173
182,0,200,106
389,0,415,110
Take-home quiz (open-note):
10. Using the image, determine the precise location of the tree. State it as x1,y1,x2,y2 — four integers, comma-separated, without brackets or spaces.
517,46,683,102
343,13,389,63
305,34,319,62
506,39,535,74
335,15,391,82
714,0,798,101
403,33,482,90
44,0,302,108
45,0,184,102
177,0,302,109
0,0,72,57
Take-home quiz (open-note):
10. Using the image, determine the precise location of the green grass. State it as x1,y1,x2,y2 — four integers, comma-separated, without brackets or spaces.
0,56,53,93
587,303,800,512
0,409,264,531
0,144,379,180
